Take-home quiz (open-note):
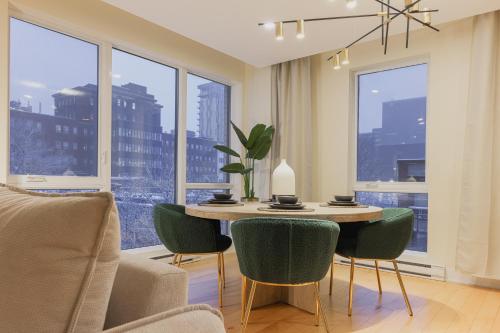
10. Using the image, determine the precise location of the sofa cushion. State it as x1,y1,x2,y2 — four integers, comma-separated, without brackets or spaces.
103,304,225,333
0,184,121,333
104,253,188,329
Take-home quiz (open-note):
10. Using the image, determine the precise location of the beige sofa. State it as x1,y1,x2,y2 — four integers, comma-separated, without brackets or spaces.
0,184,225,333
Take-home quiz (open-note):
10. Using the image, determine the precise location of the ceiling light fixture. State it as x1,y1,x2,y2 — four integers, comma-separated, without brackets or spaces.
296,19,305,39
275,22,284,41
333,54,341,70
341,48,350,65
258,0,439,68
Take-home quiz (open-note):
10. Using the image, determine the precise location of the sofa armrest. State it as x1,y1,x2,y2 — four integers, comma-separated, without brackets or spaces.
103,304,225,333
104,253,188,329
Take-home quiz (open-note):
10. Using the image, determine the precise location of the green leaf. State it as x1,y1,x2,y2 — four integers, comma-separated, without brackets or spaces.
246,124,266,149
247,125,275,160
220,163,245,174
231,121,248,147
213,145,240,158
251,136,273,160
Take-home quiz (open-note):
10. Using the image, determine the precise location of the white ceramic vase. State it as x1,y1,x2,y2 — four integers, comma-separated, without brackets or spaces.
271,159,296,196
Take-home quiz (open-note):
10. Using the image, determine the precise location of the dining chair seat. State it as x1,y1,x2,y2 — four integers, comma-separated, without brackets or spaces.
232,217,340,332
154,203,231,308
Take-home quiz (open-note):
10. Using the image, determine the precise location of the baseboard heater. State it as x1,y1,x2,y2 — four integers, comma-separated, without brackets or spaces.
336,258,445,281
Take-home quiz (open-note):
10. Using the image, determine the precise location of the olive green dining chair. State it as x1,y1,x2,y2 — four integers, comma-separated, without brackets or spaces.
329,208,414,316
231,218,340,333
153,203,232,308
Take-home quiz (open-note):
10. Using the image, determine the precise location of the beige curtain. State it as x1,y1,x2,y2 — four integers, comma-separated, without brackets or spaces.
456,11,500,278
271,57,313,200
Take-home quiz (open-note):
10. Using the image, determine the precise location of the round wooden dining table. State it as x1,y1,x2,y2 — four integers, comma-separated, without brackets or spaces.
186,202,383,314
186,201,382,223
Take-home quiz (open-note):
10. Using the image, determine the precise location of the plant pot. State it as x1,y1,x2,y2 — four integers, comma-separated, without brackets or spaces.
241,197,260,203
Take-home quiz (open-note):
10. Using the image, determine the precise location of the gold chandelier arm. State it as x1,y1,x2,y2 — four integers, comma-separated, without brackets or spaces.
373,0,439,32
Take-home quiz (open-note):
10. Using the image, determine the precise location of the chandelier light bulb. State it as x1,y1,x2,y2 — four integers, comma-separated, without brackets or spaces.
296,19,305,39
423,8,432,25
346,0,357,10
333,53,341,70
275,22,284,41
341,48,350,65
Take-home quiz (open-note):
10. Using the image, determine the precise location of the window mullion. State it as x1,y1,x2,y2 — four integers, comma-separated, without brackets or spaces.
177,68,188,205
100,41,112,191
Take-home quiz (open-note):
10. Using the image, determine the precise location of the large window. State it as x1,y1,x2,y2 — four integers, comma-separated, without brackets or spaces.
7,16,234,250
357,64,427,182
355,63,428,253
9,18,99,177
186,74,230,183
111,49,177,250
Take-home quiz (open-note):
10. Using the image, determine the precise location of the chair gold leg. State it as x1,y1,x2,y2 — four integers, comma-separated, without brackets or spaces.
392,260,413,316
315,285,320,326
172,254,178,266
242,280,257,332
217,253,223,308
348,257,355,316
241,275,247,324
221,252,226,288
375,260,382,295
177,255,183,268
314,282,330,333
329,259,334,296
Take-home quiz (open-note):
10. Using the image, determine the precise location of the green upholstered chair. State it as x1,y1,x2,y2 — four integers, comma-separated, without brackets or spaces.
231,218,340,333
330,208,414,317
154,203,232,308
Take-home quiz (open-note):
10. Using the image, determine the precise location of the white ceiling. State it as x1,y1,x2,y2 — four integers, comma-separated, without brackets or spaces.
103,0,500,67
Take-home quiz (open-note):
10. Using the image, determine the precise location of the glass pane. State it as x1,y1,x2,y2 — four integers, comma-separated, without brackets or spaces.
186,74,230,183
111,49,177,250
355,192,428,252
186,189,230,205
357,64,427,182
9,18,99,176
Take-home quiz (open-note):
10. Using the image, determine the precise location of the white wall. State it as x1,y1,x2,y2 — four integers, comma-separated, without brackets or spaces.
311,18,484,283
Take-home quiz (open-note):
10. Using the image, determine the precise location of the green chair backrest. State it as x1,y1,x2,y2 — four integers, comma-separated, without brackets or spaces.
231,218,340,285
356,208,414,260
154,203,220,254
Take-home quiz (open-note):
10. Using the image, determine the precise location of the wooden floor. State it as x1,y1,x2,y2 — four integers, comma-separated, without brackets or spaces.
179,253,500,333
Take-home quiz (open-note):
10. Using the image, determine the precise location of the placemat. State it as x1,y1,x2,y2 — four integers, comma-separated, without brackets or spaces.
198,203,244,207
319,203,369,208
257,207,315,213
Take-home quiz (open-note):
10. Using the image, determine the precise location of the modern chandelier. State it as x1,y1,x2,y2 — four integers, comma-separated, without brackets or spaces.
259,0,439,69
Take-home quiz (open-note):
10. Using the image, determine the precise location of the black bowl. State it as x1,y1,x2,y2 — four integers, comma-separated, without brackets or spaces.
277,195,299,205
213,193,233,200
334,195,354,202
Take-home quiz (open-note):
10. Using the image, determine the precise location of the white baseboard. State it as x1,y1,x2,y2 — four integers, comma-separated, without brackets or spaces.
335,256,446,281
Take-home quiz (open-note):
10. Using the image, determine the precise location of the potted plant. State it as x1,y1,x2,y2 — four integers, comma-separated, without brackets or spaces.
214,122,275,202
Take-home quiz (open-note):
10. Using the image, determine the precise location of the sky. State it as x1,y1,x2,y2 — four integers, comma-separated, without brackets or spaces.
10,18,215,135
358,63,428,133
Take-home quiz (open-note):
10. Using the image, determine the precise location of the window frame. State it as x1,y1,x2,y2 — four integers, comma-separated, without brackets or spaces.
6,15,106,190
349,59,431,259
185,71,232,187
4,11,240,204
350,60,430,194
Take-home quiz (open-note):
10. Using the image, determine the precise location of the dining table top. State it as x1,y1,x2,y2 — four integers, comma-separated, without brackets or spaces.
185,202,383,223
